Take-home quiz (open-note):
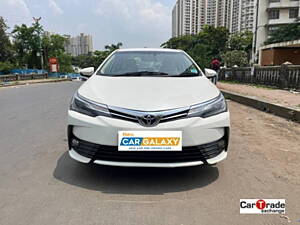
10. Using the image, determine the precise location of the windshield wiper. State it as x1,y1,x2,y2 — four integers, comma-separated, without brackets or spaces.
113,71,169,77
176,72,199,77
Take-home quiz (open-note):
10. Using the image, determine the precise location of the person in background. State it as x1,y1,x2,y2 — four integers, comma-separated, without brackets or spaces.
210,58,221,72
210,58,221,83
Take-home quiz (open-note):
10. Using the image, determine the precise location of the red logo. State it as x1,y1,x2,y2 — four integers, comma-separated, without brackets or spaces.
256,200,266,210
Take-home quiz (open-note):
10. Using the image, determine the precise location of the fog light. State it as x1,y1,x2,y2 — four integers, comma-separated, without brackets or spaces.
218,140,225,148
71,139,80,147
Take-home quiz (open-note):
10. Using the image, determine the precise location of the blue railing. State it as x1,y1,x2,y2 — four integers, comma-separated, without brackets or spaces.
10,69,48,75
0,69,81,80
48,73,81,79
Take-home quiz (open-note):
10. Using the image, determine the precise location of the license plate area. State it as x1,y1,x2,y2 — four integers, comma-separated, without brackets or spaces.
118,131,182,151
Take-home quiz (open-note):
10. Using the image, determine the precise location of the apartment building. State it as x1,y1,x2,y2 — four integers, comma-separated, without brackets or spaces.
172,0,230,37
171,0,259,37
172,0,206,37
64,33,93,57
253,0,300,63
230,0,240,32
206,0,231,27
205,0,217,26
230,0,255,33
240,0,255,31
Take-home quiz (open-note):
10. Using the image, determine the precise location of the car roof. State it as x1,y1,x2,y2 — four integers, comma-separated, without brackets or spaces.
116,48,183,53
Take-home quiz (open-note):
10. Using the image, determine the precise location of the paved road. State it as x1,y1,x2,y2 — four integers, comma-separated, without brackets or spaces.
0,82,299,225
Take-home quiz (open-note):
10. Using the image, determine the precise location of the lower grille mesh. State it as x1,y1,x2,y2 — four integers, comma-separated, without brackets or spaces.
72,136,226,163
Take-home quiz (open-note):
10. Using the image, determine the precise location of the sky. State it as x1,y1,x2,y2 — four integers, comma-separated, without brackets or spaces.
0,0,175,50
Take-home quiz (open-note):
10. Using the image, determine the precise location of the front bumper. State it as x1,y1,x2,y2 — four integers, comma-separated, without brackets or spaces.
68,126,229,167
69,148,227,168
67,109,230,167
68,110,230,147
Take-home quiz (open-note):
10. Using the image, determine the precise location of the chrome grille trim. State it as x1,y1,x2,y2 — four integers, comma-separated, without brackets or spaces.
108,105,190,126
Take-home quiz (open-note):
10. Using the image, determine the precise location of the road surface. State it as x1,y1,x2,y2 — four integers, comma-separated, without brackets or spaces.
0,82,299,225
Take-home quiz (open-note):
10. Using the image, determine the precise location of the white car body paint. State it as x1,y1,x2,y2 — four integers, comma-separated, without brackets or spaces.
67,48,230,168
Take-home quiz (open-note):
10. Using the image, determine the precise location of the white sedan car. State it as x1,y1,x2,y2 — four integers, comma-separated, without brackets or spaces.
68,48,230,168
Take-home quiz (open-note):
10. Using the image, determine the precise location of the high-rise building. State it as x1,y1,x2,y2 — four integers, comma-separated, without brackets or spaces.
230,0,255,33
240,0,255,31
172,0,206,37
253,0,300,63
64,33,93,56
205,0,231,28
172,0,231,37
205,0,217,26
230,0,240,32
223,0,232,28
171,0,267,39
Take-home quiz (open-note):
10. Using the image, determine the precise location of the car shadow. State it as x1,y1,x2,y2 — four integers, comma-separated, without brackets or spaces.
53,152,219,195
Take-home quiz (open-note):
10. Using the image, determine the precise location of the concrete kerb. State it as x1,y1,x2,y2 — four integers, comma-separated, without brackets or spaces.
221,90,300,123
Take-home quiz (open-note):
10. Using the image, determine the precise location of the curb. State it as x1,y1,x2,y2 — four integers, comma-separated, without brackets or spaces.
0,78,72,88
221,90,300,123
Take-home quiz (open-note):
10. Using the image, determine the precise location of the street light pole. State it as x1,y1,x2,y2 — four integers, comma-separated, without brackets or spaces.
252,0,260,64
33,17,44,70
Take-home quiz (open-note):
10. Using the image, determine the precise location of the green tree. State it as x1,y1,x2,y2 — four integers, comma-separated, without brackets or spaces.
189,43,211,69
72,43,120,69
161,35,196,51
226,30,253,62
10,20,77,73
72,51,109,69
57,52,73,73
227,31,253,52
265,20,300,44
104,42,123,52
198,25,229,58
72,53,95,68
93,50,110,67
42,34,66,58
0,17,15,74
12,21,43,68
161,25,229,68
42,34,73,73
222,50,248,67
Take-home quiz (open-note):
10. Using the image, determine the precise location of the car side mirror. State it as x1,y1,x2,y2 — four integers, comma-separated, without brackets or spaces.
205,68,218,84
80,67,94,77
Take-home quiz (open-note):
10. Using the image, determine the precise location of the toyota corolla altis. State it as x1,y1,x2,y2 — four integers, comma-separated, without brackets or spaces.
68,48,230,168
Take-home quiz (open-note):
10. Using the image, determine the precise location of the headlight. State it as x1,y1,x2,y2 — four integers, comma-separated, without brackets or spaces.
188,94,227,118
70,92,111,117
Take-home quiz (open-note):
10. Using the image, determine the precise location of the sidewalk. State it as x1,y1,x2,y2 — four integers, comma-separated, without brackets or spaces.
218,82,300,110
0,77,71,88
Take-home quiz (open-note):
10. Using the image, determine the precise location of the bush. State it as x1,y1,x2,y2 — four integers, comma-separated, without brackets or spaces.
0,61,14,74
265,21,300,44
222,50,248,68
57,53,73,73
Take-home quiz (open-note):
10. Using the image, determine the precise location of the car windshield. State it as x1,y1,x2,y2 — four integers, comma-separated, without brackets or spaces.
97,51,201,77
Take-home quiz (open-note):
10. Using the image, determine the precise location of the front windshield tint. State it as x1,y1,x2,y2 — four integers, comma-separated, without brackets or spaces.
97,51,200,76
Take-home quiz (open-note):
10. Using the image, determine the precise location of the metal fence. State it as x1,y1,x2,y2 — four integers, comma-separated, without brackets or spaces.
10,69,47,75
219,65,300,90
0,73,48,82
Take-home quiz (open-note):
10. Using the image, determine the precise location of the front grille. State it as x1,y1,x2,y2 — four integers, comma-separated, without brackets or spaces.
72,136,226,163
109,108,139,123
108,105,190,127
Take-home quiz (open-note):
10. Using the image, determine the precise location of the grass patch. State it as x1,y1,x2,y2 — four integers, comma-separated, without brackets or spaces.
219,80,278,90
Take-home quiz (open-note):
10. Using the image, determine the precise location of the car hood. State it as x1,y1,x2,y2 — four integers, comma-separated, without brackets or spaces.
78,75,220,111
